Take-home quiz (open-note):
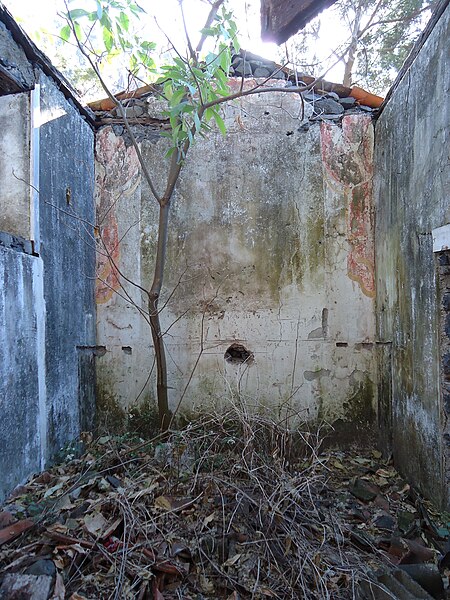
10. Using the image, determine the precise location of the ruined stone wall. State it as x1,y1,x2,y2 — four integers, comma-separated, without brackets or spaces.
374,3,450,507
95,91,377,439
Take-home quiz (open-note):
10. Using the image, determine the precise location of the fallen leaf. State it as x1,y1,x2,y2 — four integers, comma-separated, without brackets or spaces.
332,460,345,470
203,512,215,526
44,483,65,498
51,572,65,600
155,496,173,510
97,436,111,444
259,587,278,597
84,513,107,535
223,553,242,567
101,517,123,540
47,523,69,534
376,468,394,478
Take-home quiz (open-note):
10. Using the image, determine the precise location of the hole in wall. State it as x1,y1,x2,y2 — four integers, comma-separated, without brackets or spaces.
286,131,294,136
122,346,132,355
224,343,253,365
321,308,328,337
336,342,348,348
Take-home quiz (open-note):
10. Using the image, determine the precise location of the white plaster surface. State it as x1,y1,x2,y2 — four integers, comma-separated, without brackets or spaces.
432,223,450,252
0,92,31,239
96,95,377,432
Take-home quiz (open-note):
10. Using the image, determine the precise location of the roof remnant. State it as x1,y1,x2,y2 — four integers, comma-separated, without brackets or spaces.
261,0,338,44
88,49,384,120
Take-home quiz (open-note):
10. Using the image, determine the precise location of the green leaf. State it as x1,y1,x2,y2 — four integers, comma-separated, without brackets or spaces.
73,22,83,41
68,8,89,19
165,146,177,158
100,11,112,31
119,11,129,31
204,107,214,122
193,111,202,134
60,24,71,42
200,27,216,36
212,110,226,136
219,50,231,73
141,41,156,51
170,88,187,107
102,26,114,52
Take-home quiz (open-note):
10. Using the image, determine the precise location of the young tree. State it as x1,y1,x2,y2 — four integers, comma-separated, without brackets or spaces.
61,0,316,431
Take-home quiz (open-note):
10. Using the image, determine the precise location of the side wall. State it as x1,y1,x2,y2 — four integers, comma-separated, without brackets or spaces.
0,39,96,500
374,4,450,506
38,72,96,457
0,246,44,500
96,93,378,439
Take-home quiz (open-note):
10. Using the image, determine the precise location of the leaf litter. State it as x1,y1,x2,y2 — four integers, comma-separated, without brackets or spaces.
0,412,449,599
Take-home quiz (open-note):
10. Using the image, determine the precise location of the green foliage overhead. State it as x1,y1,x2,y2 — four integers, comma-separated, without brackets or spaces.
61,0,240,160
282,0,434,94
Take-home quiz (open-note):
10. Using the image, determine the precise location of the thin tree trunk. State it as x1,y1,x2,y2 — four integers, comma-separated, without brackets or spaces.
343,1,363,87
343,41,358,87
148,200,171,431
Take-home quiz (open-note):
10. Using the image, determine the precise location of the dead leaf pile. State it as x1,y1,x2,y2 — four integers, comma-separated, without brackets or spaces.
0,414,449,599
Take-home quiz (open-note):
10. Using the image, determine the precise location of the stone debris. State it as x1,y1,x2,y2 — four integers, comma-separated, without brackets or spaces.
0,414,449,599
91,48,380,127
0,573,53,600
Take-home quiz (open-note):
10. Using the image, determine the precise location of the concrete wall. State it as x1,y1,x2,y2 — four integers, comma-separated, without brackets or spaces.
96,92,377,439
38,72,96,457
0,51,96,499
0,246,45,500
374,3,450,507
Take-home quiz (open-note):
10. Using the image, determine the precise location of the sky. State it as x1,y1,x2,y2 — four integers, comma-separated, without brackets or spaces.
3,0,349,93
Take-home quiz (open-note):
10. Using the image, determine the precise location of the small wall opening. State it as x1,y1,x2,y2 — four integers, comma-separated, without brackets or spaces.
0,92,31,240
224,343,253,365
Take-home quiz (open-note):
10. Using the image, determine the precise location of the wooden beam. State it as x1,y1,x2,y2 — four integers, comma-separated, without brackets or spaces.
261,0,337,44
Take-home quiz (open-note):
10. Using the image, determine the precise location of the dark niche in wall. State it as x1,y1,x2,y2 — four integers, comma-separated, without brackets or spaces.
224,343,254,365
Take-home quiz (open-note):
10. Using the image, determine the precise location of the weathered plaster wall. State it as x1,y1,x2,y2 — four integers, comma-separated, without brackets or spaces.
0,246,44,500
38,72,96,456
0,65,96,500
96,91,377,438
374,3,450,506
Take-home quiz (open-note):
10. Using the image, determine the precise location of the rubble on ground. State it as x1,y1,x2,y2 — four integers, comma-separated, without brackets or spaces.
0,413,449,599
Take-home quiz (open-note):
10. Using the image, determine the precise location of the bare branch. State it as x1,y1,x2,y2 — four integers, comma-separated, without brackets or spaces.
195,0,225,54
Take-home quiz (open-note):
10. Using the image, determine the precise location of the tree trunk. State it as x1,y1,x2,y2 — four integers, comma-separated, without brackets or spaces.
342,1,363,88
343,41,357,87
148,200,171,431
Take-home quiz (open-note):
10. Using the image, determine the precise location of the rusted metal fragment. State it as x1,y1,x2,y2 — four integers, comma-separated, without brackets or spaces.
261,0,337,44
0,519,34,546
